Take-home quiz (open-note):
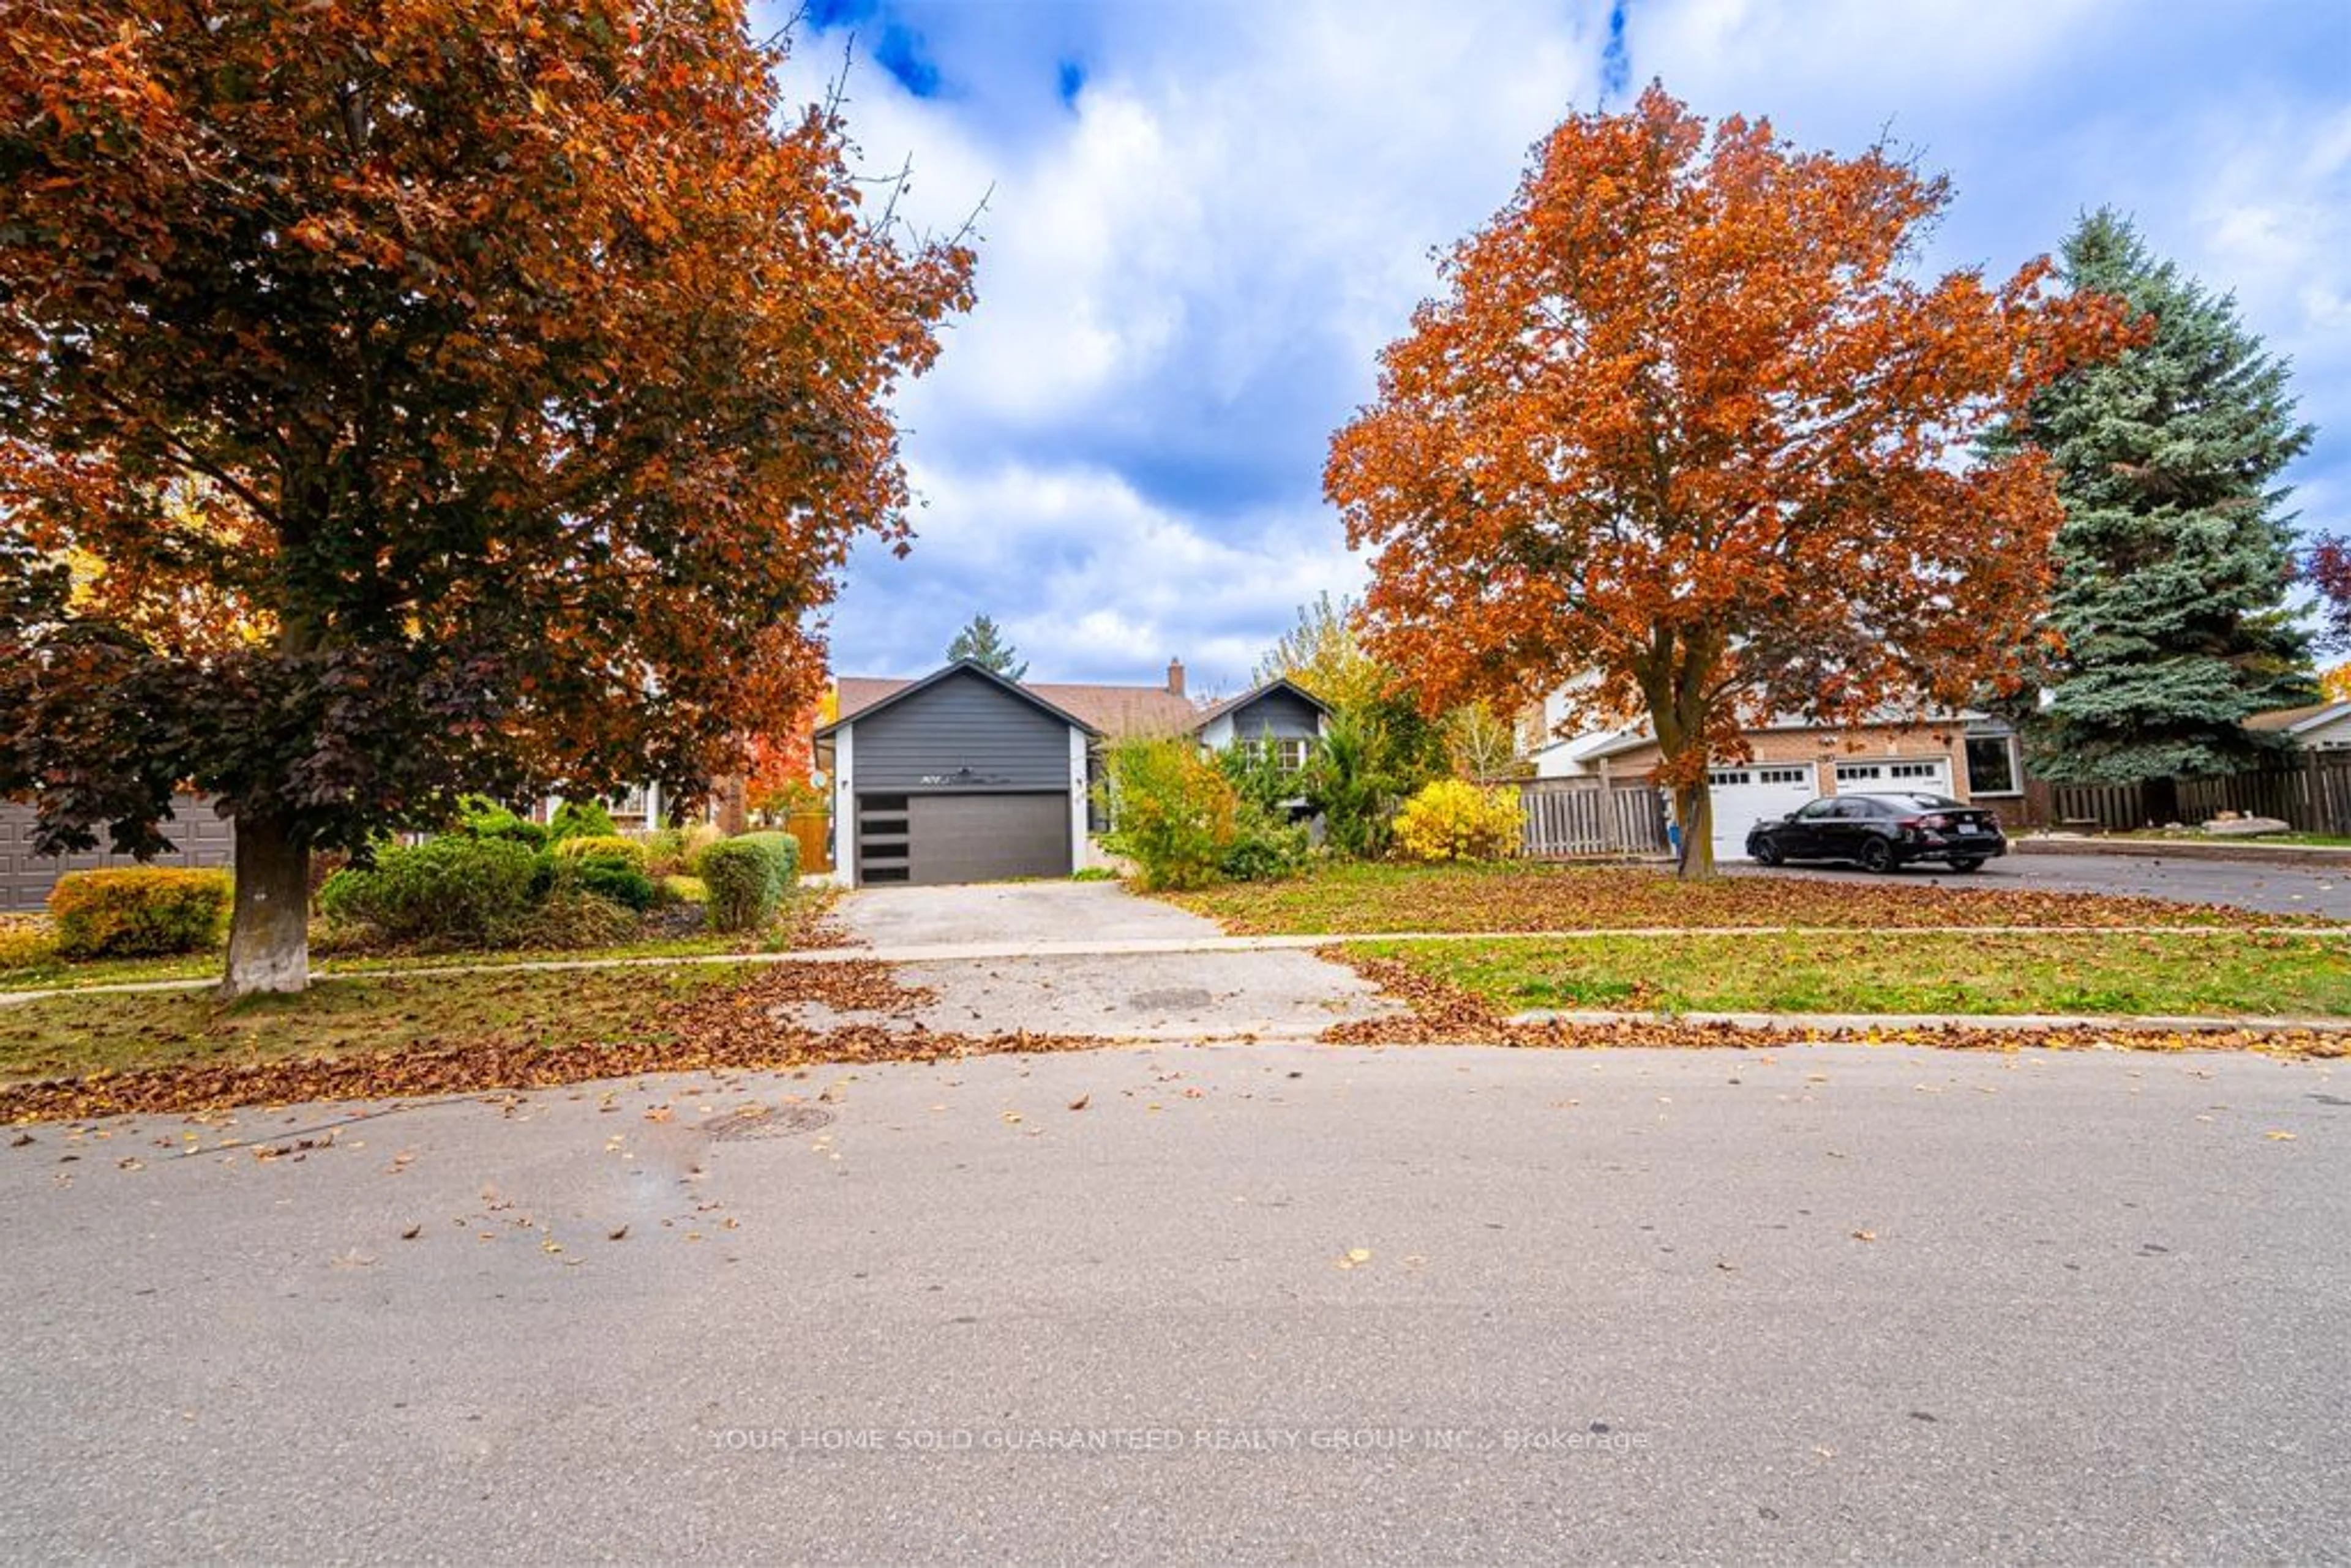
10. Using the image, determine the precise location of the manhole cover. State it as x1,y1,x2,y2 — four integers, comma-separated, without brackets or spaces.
700,1105,836,1141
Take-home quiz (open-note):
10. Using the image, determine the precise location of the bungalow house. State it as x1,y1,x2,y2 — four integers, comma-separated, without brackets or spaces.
1523,689,2025,865
813,659,1328,886
2246,700,2351,751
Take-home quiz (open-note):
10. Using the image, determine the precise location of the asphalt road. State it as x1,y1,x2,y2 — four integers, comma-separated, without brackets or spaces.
1745,849,2351,920
4,1041,2346,1563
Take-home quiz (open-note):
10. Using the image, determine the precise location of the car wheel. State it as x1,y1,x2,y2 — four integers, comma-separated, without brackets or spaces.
1948,857,1985,873
1858,837,1897,874
1752,839,1784,867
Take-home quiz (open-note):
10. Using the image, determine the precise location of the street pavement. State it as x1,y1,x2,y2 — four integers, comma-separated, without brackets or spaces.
3,1041,2345,1563
1744,849,2351,920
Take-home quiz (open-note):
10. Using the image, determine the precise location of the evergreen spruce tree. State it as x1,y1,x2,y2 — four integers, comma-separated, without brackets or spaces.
1993,209,2316,783
946,613,1028,681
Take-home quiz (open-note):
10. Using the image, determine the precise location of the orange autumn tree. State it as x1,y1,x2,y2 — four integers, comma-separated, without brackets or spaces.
0,2,973,994
1329,86,2132,876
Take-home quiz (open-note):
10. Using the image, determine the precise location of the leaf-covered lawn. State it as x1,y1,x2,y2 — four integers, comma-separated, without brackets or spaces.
0,958,1115,1123
0,886,846,994
1166,861,2304,934
1348,932,2351,1019
0,964,753,1086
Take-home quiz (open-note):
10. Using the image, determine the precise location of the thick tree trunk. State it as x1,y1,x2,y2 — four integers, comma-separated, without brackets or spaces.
1672,777,1717,880
223,814,310,998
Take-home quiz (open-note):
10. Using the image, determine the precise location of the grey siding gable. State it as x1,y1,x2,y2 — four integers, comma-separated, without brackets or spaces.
852,670,1075,792
1219,688,1324,741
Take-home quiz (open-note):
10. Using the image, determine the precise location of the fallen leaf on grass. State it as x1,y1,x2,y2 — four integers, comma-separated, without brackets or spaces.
1851,1229,1877,1242
1335,1248,1374,1270
2266,1130,2298,1141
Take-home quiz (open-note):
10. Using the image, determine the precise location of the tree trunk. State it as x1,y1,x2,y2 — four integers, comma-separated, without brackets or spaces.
223,814,310,998
1672,777,1717,880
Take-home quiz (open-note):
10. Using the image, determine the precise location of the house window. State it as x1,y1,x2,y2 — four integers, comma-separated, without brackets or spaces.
1276,738,1310,775
1965,735,2020,796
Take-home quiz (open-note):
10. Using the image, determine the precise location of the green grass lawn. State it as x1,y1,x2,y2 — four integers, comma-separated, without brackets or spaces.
0,962,753,1084
1349,931,2351,1019
1165,860,2305,936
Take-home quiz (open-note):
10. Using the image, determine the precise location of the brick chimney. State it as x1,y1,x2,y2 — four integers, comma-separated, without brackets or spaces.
1166,658,1186,697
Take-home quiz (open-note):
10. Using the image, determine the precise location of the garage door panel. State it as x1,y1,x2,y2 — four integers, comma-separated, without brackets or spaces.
1708,766,1818,864
896,793,1070,886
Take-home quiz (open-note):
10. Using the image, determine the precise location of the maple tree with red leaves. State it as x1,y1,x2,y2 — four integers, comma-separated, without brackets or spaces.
1328,85,2136,876
0,1,972,994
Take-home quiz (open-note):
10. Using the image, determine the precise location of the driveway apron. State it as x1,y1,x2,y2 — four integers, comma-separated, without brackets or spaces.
810,881,1401,1041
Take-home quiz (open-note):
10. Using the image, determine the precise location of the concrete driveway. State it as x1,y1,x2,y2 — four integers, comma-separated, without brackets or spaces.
2,1041,2344,1562
824,880,1400,1041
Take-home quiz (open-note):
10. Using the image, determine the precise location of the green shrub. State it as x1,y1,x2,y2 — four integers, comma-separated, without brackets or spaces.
1218,807,1311,882
318,836,539,946
661,874,708,905
695,833,800,933
568,860,658,912
1392,779,1524,863
733,830,803,884
634,828,690,879
456,796,550,849
47,868,233,959
552,835,651,874
1101,737,1239,891
547,799,619,842
1306,707,1399,860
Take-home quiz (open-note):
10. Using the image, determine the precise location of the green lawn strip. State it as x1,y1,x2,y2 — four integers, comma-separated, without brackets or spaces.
0,962,756,1085
1346,931,2351,1019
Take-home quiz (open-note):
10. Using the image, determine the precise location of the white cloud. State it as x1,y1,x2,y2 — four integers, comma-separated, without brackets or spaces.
774,0,2350,679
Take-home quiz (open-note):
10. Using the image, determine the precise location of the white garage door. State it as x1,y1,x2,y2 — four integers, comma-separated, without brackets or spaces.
1706,765,1819,863
1833,759,1952,795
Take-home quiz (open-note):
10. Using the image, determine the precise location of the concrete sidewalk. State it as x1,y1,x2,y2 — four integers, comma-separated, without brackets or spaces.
3,922,2345,1007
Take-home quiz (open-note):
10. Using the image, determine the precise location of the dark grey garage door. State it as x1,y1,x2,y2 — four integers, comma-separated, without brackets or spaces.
1,796,236,913
857,792,1070,886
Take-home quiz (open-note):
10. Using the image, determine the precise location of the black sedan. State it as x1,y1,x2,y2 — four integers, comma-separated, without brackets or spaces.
1745,792,2007,873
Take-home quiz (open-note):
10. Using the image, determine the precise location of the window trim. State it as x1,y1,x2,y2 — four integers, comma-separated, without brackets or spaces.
1963,733,2024,798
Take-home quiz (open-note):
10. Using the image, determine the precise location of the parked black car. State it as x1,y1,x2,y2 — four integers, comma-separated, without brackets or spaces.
1745,792,2007,873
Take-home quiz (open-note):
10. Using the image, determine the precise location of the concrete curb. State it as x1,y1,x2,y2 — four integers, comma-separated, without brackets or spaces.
1507,1007,2351,1035
5,923,2349,1007
2016,836,2351,866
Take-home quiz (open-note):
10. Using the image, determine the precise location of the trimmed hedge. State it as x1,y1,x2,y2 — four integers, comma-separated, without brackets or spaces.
552,835,651,874
547,800,618,841
319,837,539,945
48,867,233,959
696,832,801,934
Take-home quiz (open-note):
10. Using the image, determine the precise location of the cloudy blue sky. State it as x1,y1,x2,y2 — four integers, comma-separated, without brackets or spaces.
763,0,2351,698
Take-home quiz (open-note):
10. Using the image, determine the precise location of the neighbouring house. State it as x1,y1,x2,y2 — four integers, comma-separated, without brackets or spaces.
2246,700,2351,751
814,659,1330,886
1524,697,2025,865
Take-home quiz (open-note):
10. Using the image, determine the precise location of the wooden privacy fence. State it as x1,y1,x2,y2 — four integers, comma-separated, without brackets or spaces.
1518,778,1671,858
781,810,833,874
2047,750,2351,836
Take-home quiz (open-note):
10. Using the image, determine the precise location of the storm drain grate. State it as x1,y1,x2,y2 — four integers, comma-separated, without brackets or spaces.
700,1105,836,1141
